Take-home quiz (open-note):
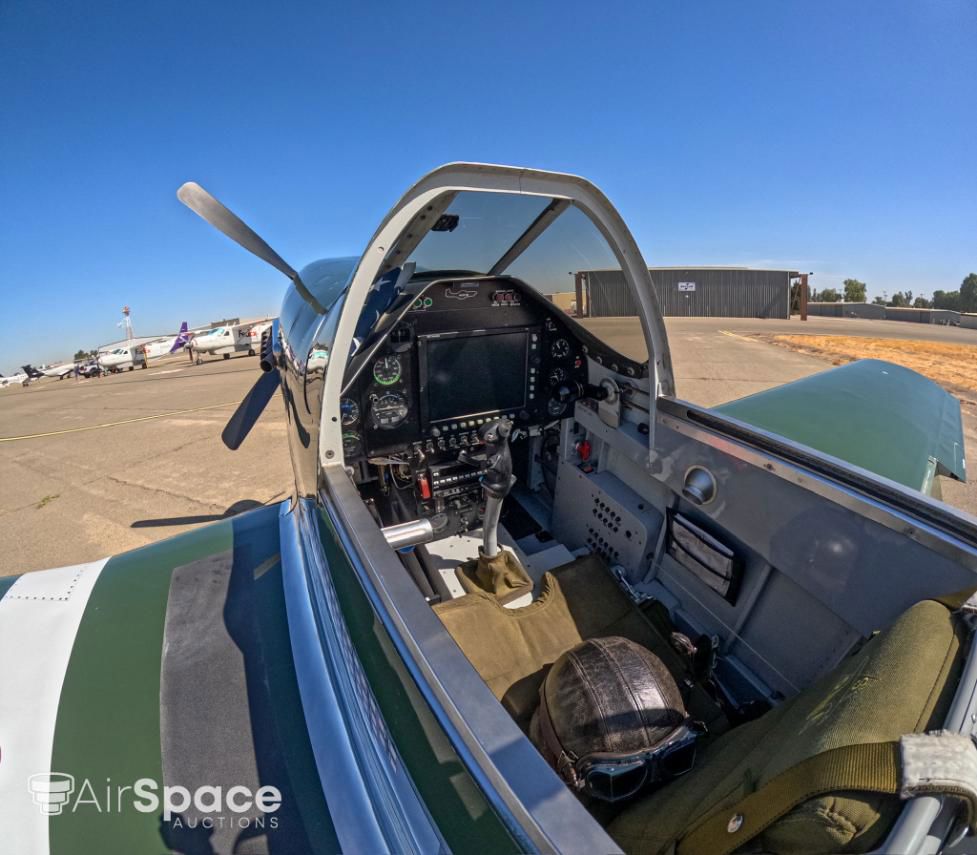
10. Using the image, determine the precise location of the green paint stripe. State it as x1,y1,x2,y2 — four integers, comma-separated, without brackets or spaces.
318,508,518,853
0,575,18,602
50,522,234,854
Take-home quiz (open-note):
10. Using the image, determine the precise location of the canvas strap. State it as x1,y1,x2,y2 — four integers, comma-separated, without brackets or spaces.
935,587,977,612
677,732,977,855
674,592,977,854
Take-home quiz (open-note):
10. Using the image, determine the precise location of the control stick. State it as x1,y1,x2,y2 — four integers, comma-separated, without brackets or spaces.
456,417,532,604
472,418,515,558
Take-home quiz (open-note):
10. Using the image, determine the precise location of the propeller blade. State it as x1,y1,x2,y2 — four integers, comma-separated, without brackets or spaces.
221,370,281,450
177,182,298,280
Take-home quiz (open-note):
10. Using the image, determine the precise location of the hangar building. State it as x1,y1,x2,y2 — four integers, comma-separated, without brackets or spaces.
577,267,799,319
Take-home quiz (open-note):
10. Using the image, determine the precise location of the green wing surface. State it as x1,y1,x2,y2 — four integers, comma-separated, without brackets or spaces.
715,359,966,496
0,503,339,855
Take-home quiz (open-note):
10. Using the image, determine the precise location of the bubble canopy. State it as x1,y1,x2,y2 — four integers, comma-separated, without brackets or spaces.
318,164,674,467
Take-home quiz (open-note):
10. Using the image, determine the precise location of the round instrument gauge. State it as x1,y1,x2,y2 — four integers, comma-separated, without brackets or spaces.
372,392,409,429
550,338,570,359
429,513,449,533
372,355,402,386
342,431,363,458
340,397,360,427
547,398,568,418
548,366,567,386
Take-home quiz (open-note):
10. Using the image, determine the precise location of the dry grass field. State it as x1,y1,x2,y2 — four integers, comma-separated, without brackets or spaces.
758,335,977,400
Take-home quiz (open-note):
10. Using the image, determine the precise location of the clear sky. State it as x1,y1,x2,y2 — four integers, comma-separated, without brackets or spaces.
1,0,974,372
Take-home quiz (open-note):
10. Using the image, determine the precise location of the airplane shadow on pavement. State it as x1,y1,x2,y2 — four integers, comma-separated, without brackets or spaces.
130,497,285,529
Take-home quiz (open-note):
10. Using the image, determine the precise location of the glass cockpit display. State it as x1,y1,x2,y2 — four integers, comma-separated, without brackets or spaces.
422,330,529,424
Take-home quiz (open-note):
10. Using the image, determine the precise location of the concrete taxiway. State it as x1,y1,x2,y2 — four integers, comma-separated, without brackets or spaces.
0,355,292,575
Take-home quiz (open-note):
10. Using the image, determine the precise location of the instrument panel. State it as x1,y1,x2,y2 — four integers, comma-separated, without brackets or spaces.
339,274,640,539
340,276,587,465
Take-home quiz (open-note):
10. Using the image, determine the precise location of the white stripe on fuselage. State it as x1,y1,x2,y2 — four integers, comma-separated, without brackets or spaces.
0,559,106,854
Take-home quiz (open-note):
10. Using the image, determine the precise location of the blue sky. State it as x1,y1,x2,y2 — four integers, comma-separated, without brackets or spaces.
1,0,974,371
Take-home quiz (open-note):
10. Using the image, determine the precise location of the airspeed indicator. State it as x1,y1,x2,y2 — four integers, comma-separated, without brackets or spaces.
373,355,402,385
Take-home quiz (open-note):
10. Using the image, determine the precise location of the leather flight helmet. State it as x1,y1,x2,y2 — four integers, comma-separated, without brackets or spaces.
532,636,700,802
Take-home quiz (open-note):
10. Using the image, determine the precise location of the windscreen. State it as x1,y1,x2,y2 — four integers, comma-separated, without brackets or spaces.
407,192,552,274
424,331,528,422
400,192,649,366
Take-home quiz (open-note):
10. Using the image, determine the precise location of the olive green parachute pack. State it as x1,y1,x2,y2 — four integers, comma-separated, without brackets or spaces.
610,589,977,854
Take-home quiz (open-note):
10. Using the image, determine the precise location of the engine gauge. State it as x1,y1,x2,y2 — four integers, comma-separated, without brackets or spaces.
548,366,567,386
550,338,570,359
340,397,360,427
429,512,449,533
342,431,363,458
371,392,409,429
547,398,568,418
372,355,402,385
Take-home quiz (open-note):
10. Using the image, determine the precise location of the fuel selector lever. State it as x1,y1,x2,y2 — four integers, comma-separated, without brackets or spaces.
555,381,609,406
558,379,621,428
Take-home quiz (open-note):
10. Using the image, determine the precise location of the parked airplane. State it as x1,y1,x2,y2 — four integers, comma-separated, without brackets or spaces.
140,322,192,360
98,344,148,372
23,363,75,380
191,320,269,362
0,370,31,388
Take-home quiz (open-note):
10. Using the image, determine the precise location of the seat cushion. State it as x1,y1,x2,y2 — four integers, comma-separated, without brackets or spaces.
608,598,965,855
434,554,723,731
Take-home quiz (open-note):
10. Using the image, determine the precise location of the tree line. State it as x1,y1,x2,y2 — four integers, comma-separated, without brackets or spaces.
804,273,977,311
